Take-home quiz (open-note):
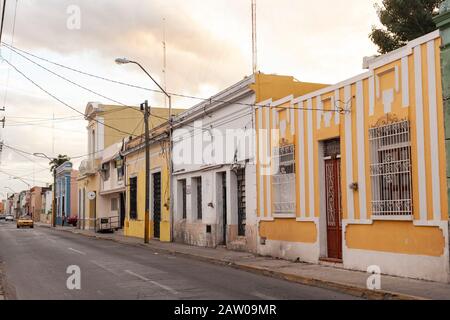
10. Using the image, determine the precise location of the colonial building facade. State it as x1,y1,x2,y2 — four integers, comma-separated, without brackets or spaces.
171,74,327,252
255,31,449,282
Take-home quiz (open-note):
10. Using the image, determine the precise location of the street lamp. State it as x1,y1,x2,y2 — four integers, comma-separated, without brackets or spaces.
116,57,173,244
12,177,31,188
33,153,57,228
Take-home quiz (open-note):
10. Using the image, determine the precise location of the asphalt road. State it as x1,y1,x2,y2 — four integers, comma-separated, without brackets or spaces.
0,221,359,300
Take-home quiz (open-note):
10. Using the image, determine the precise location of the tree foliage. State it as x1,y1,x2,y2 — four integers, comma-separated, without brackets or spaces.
49,155,70,172
370,0,444,54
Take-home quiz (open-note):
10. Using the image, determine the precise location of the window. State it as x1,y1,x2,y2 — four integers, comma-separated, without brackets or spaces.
111,198,118,211
116,158,124,181
129,177,137,220
369,120,412,218
103,163,111,181
180,179,187,219
272,144,296,215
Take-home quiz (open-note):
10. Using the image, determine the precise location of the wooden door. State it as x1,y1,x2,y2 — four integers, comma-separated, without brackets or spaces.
325,158,342,260
153,172,161,239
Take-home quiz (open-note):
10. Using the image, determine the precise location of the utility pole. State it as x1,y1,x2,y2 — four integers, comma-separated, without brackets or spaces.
141,100,151,244
251,0,257,74
0,0,7,44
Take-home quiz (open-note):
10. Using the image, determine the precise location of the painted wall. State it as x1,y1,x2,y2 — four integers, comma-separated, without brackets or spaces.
256,31,449,282
171,74,328,251
124,134,171,242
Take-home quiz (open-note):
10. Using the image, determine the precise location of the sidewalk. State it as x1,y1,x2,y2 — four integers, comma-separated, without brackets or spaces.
37,223,450,300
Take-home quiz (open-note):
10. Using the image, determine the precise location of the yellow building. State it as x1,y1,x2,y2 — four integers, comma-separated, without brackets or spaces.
77,102,176,231
256,31,449,282
122,122,173,241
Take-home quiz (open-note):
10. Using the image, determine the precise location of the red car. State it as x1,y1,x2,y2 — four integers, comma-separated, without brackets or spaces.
67,216,78,227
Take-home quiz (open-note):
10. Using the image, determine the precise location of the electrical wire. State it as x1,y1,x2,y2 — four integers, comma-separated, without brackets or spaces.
0,42,334,112
1,57,139,137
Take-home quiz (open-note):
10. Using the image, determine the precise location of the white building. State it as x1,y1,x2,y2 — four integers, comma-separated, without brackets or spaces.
171,73,325,252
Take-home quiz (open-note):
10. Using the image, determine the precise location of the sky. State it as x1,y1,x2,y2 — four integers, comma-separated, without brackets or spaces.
0,0,382,198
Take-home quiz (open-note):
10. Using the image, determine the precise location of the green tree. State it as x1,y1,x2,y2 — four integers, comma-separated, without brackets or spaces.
370,0,444,54
49,155,70,172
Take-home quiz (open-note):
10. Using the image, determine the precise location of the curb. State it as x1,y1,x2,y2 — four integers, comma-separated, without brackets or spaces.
38,224,426,300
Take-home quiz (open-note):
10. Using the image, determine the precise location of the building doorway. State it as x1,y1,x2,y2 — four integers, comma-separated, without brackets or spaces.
323,139,342,260
236,169,246,237
221,172,227,245
153,172,162,239
119,192,126,229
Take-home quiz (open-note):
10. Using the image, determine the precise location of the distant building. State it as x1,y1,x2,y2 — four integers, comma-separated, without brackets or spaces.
40,188,53,224
55,162,78,226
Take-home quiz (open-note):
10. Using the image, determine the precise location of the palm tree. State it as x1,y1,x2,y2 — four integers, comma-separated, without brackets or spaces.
49,155,71,172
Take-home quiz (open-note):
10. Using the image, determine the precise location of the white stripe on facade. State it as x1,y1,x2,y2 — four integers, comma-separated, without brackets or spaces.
356,81,367,220
258,107,265,217
369,76,375,116
334,90,340,125
414,46,428,222
401,56,410,107
290,106,295,135
395,66,400,92
344,85,355,220
297,102,306,218
317,97,323,129
426,40,441,221
266,107,272,217
307,99,315,217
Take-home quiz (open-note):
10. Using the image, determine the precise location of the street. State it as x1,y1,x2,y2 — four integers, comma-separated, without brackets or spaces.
0,221,358,300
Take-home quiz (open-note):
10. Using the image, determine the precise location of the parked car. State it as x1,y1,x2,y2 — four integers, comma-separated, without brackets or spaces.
17,215,33,228
5,215,14,222
0,215,5,220
67,216,78,227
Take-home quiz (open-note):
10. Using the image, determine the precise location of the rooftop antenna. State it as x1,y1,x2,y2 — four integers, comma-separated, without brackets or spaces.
163,17,167,108
252,0,257,75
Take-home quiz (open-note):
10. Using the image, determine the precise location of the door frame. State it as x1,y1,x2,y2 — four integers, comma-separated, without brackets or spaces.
318,139,343,261
150,168,162,239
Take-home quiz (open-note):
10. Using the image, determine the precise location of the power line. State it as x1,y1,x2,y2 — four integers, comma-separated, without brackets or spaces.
0,42,334,112
1,57,139,137
2,0,17,109
4,44,139,112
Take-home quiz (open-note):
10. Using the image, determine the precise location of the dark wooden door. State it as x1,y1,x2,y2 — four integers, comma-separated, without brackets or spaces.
222,173,227,245
325,158,342,260
153,172,161,239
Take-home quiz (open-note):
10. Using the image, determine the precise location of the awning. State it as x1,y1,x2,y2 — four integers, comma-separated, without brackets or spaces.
101,142,123,164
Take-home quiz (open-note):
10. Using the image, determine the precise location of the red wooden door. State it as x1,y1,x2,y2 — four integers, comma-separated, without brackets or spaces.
325,158,342,260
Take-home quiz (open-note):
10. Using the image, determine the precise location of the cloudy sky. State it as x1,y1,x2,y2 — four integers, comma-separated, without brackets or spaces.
0,0,382,196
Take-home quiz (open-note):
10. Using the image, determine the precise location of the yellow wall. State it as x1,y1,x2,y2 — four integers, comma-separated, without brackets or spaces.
260,219,317,243
346,221,445,256
124,137,171,242
99,105,184,149
256,32,447,258
77,173,98,229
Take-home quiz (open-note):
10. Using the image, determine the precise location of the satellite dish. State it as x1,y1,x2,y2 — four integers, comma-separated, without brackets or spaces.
87,191,96,200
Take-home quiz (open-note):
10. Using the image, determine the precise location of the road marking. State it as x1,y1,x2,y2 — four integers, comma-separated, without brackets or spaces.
124,270,178,295
251,291,279,300
90,260,121,276
68,248,86,255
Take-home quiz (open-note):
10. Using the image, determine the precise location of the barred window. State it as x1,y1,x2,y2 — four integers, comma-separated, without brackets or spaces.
369,120,412,218
273,144,296,215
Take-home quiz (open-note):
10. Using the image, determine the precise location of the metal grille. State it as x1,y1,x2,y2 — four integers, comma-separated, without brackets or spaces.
196,177,202,220
273,144,296,214
129,177,137,220
237,169,246,236
369,120,412,218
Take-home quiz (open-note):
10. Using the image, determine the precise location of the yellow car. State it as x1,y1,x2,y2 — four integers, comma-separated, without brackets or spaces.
17,215,34,228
